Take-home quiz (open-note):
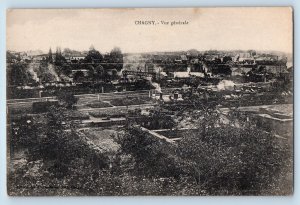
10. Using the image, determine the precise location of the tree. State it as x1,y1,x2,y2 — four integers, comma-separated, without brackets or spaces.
94,65,105,82
48,48,53,63
54,47,66,66
109,47,123,71
7,63,33,85
56,91,78,109
87,65,95,80
61,64,72,76
222,56,232,64
63,48,81,56
73,71,85,82
39,72,54,83
85,46,103,63
216,57,224,64
111,69,118,80
187,49,200,57
248,50,256,57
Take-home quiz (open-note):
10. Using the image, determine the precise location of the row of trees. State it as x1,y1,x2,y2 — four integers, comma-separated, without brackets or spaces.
47,46,123,71
82,46,124,71
73,65,119,83
47,47,66,66
44,46,124,83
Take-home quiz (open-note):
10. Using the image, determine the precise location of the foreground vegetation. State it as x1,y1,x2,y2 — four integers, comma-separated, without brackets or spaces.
7,98,292,195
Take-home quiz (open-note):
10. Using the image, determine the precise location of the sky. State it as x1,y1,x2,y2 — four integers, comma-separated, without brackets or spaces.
6,8,293,54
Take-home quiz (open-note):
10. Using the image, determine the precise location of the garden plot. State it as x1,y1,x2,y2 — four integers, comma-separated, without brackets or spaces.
7,103,33,115
109,96,153,106
86,100,113,108
154,128,199,139
80,128,121,154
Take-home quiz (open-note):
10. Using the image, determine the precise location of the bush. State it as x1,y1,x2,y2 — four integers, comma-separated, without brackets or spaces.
87,101,112,108
115,128,182,178
32,101,59,113
63,110,90,120
177,126,292,195
110,97,152,106
56,91,78,109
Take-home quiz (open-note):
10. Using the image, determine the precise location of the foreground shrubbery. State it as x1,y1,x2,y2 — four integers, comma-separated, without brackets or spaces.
177,126,292,195
114,123,292,195
8,104,292,195
8,106,110,195
113,104,292,195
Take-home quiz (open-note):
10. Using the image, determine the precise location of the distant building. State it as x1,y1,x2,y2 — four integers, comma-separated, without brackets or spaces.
233,54,240,62
241,67,252,73
71,69,90,77
145,63,155,73
265,65,287,74
20,55,32,63
174,71,190,78
231,67,252,76
158,72,168,79
180,55,188,62
239,52,252,58
234,52,255,64
231,67,243,76
65,55,86,63
238,57,255,64
190,72,205,78
174,55,188,63
91,58,102,64
190,58,199,64
32,55,47,61
174,66,204,78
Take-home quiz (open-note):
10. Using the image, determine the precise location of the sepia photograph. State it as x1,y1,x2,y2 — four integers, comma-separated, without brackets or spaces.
6,8,293,196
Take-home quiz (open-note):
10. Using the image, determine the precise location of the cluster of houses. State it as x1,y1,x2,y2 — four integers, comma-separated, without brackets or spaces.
151,51,290,81
8,50,87,64
9,49,292,85
7,51,34,63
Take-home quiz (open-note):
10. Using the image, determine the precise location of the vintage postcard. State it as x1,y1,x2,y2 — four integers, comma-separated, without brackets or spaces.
6,8,293,196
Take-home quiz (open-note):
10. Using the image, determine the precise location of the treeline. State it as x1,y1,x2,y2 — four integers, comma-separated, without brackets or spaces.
47,46,123,70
